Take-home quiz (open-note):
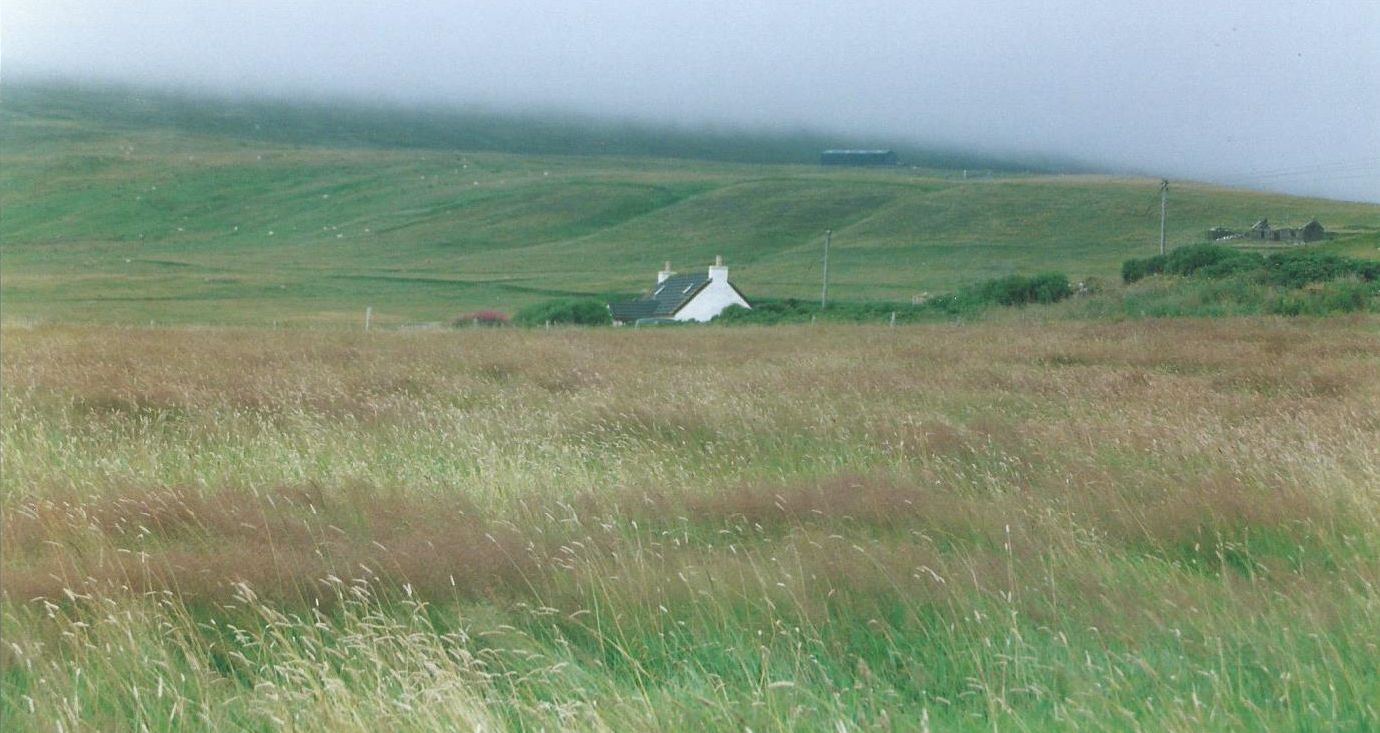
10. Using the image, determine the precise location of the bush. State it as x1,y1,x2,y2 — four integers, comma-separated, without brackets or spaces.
714,272,1075,326
451,309,510,327
963,272,1073,306
1164,244,1263,278
1123,244,1380,291
1264,250,1380,288
1029,272,1075,304
1195,254,1265,279
1269,279,1377,316
1195,276,1266,307
713,301,812,325
1123,245,1264,283
1122,254,1166,283
714,297,974,325
716,299,916,325
514,298,611,326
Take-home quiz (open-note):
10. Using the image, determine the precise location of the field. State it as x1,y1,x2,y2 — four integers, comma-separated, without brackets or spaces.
4,83,1380,731
4,319,1380,731
4,84,1379,327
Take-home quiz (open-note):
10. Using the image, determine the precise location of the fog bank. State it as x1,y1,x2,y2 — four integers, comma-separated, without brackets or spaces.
6,1,1378,201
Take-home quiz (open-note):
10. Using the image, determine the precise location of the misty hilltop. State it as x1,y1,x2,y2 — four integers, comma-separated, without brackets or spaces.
7,1,1378,202
3,82,1072,172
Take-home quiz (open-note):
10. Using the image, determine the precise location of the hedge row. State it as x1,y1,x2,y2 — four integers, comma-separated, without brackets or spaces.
1123,244,1380,287
713,272,1075,325
504,271,1081,328
959,272,1072,306
513,298,611,326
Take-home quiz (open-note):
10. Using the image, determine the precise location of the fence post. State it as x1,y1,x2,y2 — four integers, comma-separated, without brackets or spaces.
364,307,372,332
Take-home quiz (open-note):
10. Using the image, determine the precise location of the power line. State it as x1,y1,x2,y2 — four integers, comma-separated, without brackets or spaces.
1237,169,1378,183
1238,155,1380,175
1227,157,1380,182
1159,179,1169,256
821,229,831,309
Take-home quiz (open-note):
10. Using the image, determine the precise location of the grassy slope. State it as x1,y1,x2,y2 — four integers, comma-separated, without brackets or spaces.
3,85,1379,326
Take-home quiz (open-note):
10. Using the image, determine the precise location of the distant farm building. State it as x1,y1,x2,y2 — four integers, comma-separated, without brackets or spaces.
820,149,898,166
1211,218,1325,244
609,257,750,325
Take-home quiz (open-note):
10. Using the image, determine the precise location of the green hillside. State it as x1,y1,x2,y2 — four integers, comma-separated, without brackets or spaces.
4,84,1378,326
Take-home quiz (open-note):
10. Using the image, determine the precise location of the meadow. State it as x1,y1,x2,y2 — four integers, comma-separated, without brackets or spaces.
5,82,1380,731
3,318,1379,731
5,84,1379,327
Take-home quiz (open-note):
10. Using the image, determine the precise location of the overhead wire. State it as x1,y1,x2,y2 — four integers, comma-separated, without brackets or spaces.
1226,156,1380,183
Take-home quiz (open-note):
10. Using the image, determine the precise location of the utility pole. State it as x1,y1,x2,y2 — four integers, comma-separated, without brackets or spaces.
1159,179,1169,255
821,229,832,309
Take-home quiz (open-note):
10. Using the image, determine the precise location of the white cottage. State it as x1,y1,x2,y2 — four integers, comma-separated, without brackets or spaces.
609,256,750,325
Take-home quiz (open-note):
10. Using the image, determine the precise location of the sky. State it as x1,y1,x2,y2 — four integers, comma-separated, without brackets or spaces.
4,1,1379,202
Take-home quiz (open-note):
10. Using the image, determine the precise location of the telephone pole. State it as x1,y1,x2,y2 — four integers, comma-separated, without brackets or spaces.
821,229,832,309
1159,179,1169,255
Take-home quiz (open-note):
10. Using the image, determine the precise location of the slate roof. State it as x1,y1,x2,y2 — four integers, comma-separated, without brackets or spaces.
609,273,710,322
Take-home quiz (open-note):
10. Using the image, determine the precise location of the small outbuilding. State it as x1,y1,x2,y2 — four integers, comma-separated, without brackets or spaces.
609,257,750,325
820,149,898,166
1301,218,1326,242
1210,217,1326,244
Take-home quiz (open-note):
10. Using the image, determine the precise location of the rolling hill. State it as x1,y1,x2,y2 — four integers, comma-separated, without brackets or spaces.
4,83,1378,326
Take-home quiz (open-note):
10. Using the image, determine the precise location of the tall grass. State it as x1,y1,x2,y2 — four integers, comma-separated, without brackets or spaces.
3,319,1379,730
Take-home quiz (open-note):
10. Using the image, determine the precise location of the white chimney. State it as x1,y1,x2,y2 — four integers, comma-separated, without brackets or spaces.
657,261,674,284
708,255,727,282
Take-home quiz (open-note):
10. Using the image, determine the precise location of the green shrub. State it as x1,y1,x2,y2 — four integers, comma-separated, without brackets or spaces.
514,298,611,326
714,299,817,324
1163,244,1263,278
1123,244,1380,290
1029,272,1075,303
1123,245,1266,283
715,272,1074,326
1122,254,1166,283
964,272,1072,306
1119,270,1378,319
1319,280,1378,312
713,296,981,325
1264,250,1380,288
1195,275,1265,306
713,303,758,322
1269,279,1377,316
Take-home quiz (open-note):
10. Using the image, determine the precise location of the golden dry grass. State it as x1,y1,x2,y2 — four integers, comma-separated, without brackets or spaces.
3,317,1379,730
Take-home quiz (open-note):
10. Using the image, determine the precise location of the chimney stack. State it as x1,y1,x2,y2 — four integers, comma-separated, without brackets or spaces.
657,261,674,284
708,255,727,282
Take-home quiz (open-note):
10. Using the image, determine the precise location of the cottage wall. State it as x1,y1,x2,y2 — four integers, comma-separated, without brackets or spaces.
674,279,749,322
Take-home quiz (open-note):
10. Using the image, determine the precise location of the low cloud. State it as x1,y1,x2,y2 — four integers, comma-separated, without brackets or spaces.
6,1,1378,201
